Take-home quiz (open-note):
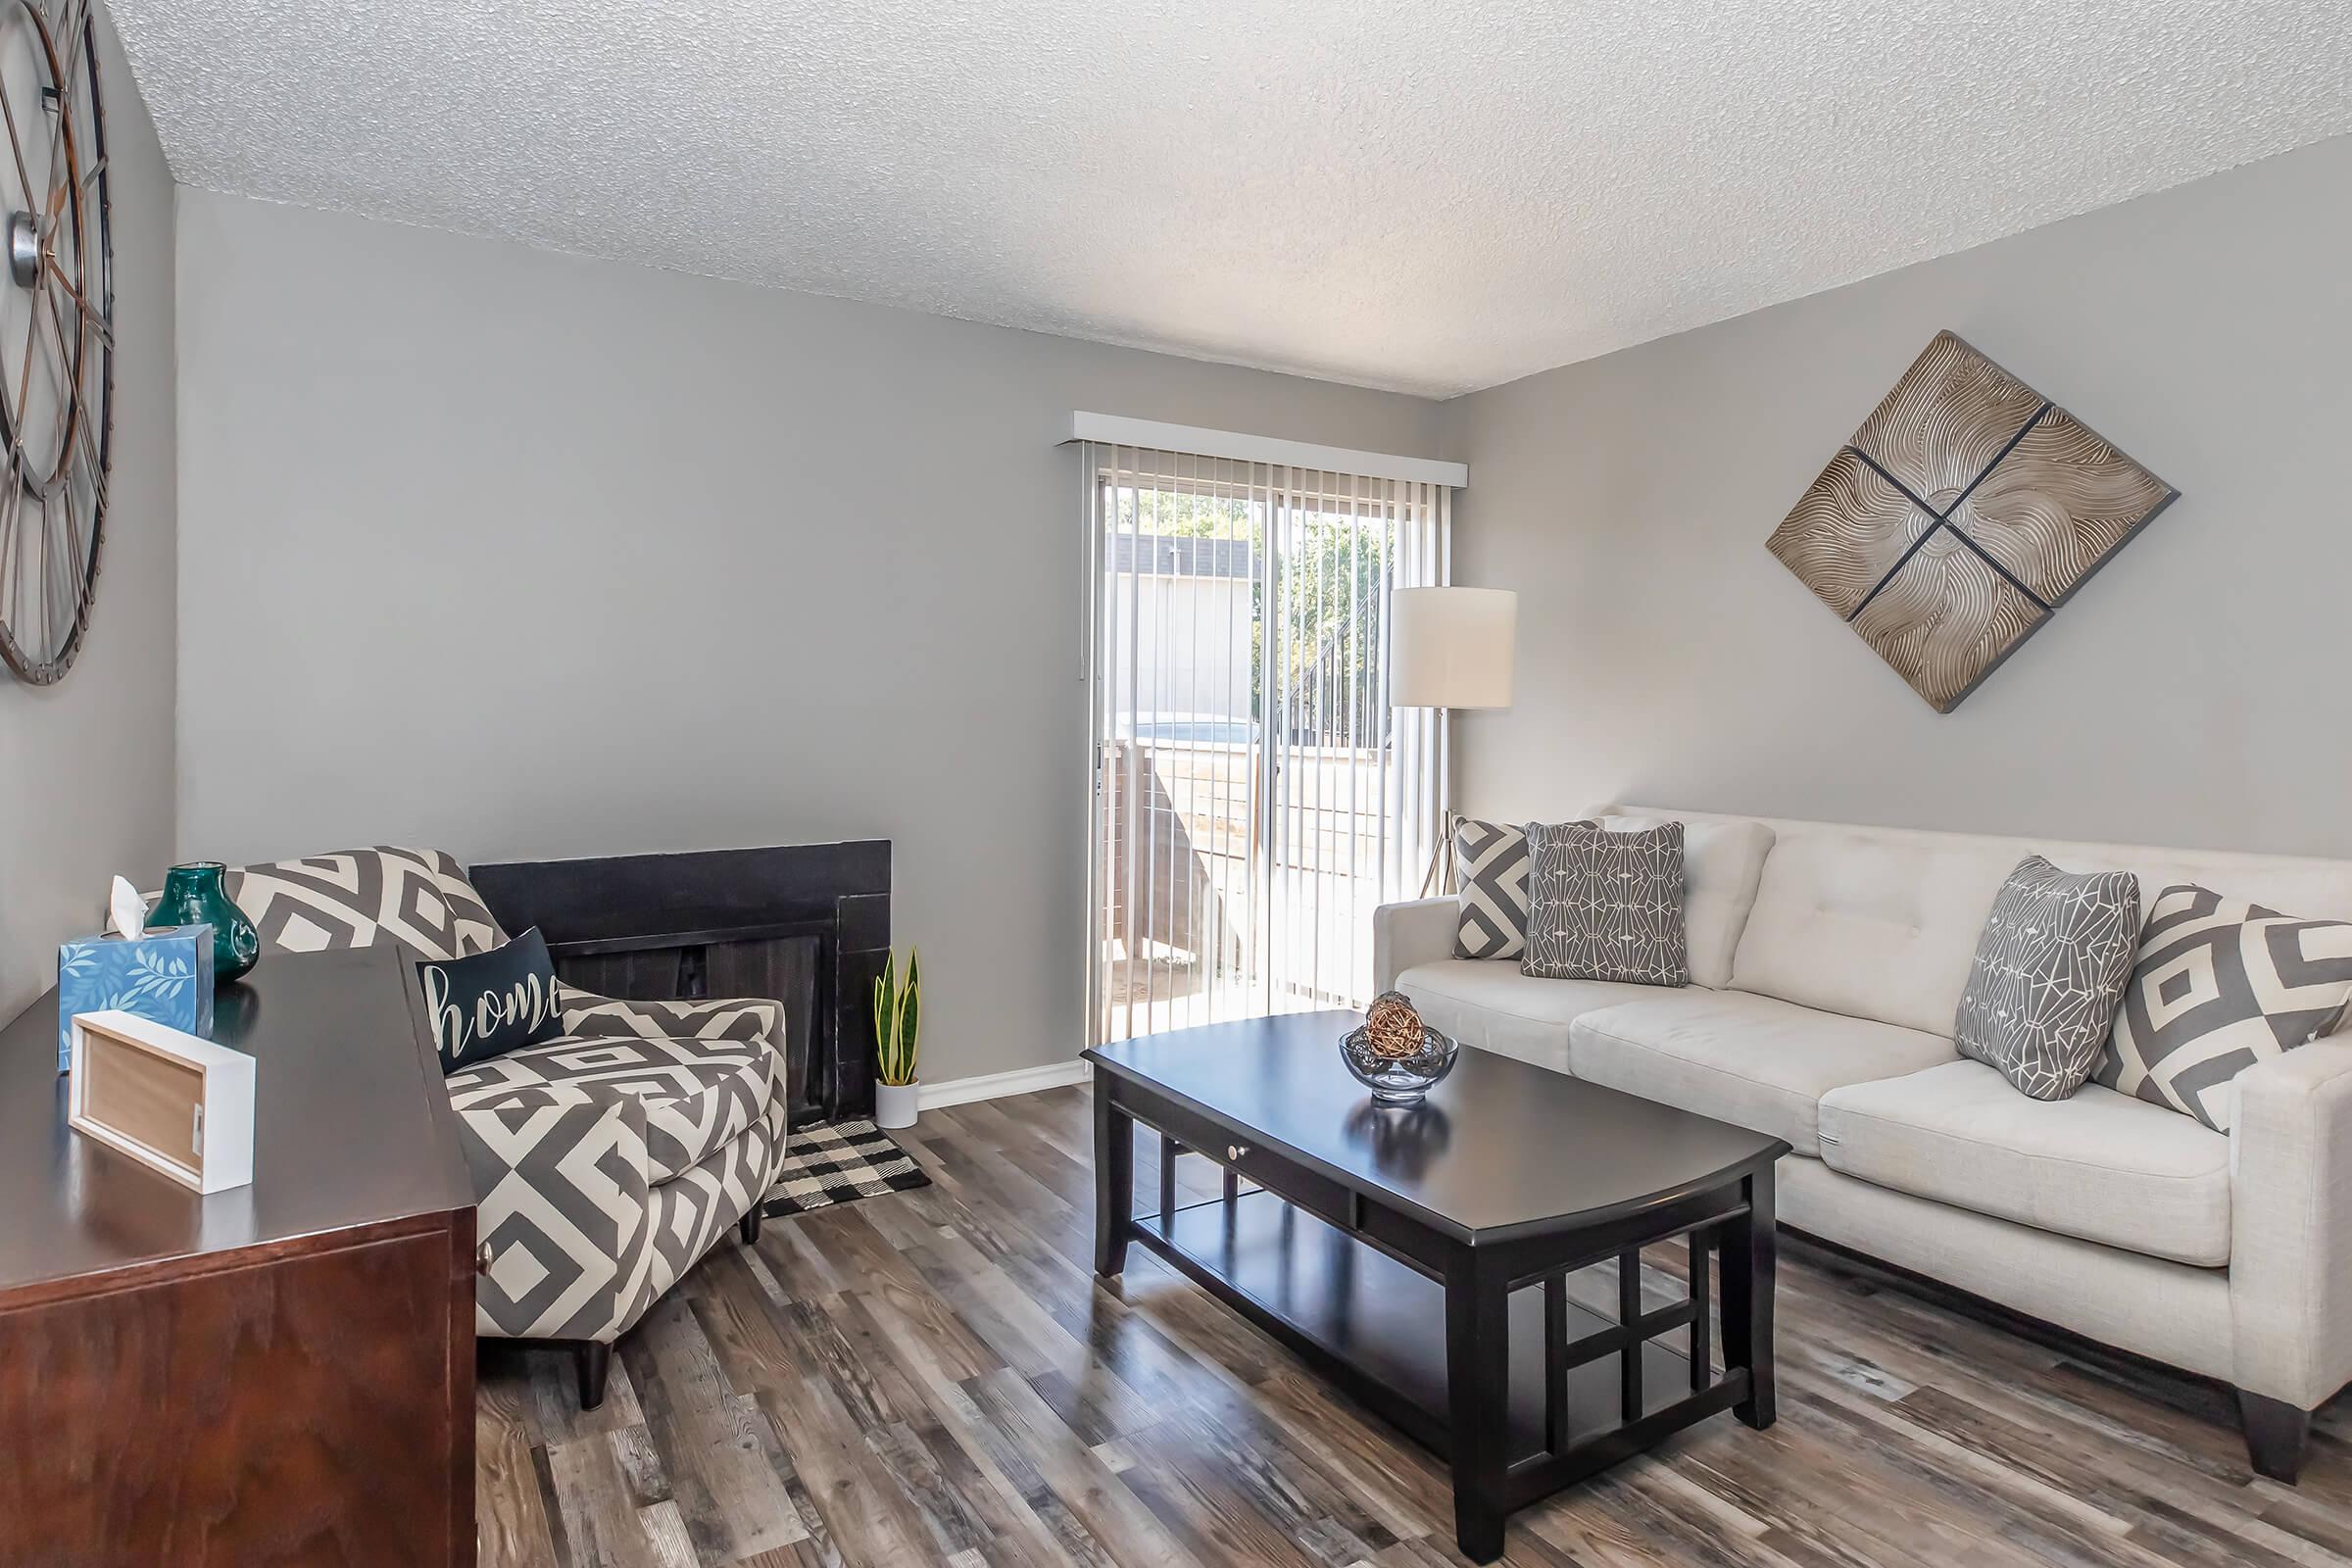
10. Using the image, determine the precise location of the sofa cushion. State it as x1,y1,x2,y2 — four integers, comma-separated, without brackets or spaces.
1568,991,1955,1156
1396,959,1661,1073
2094,884,2352,1133
1523,819,1690,985
1594,814,1775,989
448,1033,774,1184
1451,817,1544,959
1728,824,2024,1036
1658,805,2352,1039
1952,857,2140,1101
416,927,565,1073
1817,1059,2231,1266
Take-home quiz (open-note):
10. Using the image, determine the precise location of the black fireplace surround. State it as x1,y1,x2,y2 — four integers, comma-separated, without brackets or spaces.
471,840,890,1126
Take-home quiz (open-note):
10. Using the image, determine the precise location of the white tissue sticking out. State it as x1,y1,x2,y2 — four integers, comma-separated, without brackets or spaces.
109,875,146,942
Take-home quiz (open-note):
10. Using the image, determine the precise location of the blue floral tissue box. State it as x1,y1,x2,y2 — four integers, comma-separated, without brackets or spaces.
56,926,215,1072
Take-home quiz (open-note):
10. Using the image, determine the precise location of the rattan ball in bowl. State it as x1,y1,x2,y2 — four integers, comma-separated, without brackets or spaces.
1342,992,1458,1105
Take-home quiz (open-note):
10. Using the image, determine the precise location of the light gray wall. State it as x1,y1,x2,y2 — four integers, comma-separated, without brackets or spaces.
172,187,1453,1082
0,0,176,1022
1451,133,2352,860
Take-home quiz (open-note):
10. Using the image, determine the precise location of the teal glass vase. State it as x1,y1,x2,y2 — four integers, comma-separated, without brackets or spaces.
149,861,262,983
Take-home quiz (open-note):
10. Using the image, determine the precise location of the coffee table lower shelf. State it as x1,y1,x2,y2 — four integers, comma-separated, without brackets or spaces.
1141,1188,1738,1468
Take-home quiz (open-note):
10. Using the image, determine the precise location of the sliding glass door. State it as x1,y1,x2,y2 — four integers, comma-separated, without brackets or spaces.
1082,445,1448,1047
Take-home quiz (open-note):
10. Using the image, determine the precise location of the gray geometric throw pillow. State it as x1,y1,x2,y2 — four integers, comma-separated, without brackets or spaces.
1452,817,1549,959
1520,820,1689,986
2093,884,2352,1132
1954,856,2139,1101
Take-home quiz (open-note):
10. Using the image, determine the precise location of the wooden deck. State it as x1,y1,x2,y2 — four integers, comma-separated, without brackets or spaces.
477,1083,2352,1567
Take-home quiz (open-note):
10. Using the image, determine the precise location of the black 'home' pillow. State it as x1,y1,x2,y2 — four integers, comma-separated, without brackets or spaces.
416,927,564,1073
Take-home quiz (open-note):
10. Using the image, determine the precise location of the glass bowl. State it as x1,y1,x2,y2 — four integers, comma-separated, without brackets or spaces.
1339,1022,1460,1105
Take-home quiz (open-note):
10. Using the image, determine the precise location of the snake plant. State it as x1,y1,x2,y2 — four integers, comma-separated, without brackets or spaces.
874,948,922,1087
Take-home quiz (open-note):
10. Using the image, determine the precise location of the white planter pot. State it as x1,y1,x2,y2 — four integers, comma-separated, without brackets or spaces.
874,1081,920,1130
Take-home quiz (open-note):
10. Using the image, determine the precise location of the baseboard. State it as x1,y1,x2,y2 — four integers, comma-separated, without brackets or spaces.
917,1057,1091,1110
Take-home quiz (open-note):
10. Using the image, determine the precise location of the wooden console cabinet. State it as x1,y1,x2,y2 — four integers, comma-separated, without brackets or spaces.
0,947,477,1566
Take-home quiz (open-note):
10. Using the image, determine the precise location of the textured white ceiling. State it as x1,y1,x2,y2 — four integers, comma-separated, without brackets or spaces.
108,0,2352,397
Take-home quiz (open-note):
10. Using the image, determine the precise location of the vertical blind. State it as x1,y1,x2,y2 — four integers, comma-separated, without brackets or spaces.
1082,442,1451,1047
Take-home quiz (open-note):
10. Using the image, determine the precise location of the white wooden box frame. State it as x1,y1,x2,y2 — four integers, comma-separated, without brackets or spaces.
67,1008,256,1193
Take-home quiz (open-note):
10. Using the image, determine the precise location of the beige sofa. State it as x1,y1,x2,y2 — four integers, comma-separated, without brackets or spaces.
1375,804,2352,1481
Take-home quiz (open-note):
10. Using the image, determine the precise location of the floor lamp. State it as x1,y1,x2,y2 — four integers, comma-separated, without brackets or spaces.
1390,586,1518,897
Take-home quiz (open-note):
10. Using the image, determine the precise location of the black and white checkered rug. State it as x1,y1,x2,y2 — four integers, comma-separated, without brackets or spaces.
760,1120,931,1217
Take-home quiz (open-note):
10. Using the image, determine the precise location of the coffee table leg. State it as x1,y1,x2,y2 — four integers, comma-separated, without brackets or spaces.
1445,1250,1510,1563
1093,1084,1133,1278
1722,1166,1778,1429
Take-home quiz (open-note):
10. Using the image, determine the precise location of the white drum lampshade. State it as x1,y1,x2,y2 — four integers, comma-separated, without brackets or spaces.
1390,587,1517,710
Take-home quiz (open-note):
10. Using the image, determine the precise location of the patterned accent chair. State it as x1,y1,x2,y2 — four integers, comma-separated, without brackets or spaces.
184,847,792,1409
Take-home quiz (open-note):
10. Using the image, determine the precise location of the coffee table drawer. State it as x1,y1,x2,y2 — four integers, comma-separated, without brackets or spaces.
1229,1141,1353,1231
1139,1095,1353,1232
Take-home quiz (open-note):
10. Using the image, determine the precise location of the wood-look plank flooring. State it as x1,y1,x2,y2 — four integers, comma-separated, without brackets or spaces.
478,1084,2352,1567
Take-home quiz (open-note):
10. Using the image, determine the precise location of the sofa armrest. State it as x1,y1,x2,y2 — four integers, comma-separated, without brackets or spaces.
1374,898,1458,993
2230,1039,2352,1407
557,984,800,1115
558,984,782,1045
456,1089,653,1341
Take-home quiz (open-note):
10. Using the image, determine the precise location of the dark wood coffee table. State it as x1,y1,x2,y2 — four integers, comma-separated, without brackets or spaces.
1085,1009,1788,1563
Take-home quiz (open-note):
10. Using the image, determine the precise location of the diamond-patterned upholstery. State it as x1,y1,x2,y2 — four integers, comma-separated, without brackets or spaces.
201,847,503,961
450,1033,775,1183
1450,818,1540,959
206,847,790,1346
462,1065,789,1340
2095,885,2352,1132
559,985,783,1045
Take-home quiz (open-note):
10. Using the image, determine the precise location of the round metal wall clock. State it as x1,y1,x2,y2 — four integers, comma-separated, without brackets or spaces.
0,0,109,685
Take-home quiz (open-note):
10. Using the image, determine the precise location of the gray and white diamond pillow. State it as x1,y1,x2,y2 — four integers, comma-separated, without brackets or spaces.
1954,856,2139,1101
1452,817,1558,959
2093,885,2352,1132
1520,820,1689,986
